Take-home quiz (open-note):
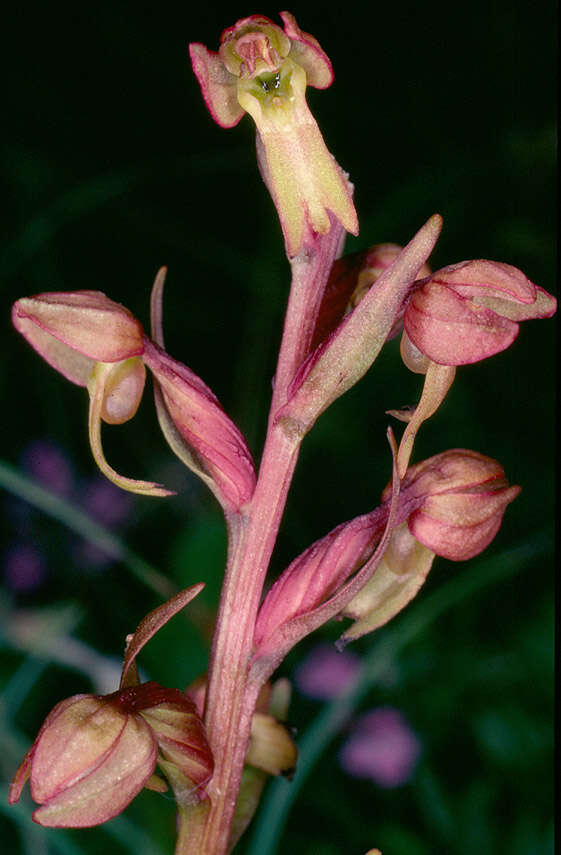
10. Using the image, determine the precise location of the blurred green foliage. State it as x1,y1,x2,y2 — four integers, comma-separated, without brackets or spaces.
1,1,554,854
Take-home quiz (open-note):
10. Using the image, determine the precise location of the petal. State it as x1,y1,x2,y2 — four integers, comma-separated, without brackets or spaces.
244,59,357,256
33,713,157,827
189,43,244,128
394,448,510,501
8,743,34,804
431,260,556,320
408,486,521,561
97,358,146,425
404,281,519,364
87,362,173,497
280,11,334,89
12,292,144,386
432,259,537,304
31,696,128,804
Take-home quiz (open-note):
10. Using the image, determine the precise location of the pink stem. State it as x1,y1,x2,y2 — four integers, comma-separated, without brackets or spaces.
188,231,341,855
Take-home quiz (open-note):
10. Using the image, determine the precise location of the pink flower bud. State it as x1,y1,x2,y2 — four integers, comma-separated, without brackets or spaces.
9,681,214,826
394,449,521,560
11,290,170,497
126,683,214,804
9,693,157,827
403,259,556,365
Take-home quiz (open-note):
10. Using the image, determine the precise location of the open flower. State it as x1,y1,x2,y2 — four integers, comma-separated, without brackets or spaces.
12,272,256,511
189,12,358,256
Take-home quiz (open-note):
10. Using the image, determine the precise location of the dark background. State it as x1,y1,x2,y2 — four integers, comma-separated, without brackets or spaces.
1,2,555,853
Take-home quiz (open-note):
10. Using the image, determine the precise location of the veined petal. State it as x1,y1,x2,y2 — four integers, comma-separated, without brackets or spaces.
405,281,519,364
189,43,244,128
31,697,129,804
12,292,144,385
33,712,157,827
431,259,536,305
280,11,333,89
422,259,557,321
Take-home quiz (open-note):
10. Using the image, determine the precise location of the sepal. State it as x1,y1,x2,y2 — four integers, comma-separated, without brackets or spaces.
11,291,144,385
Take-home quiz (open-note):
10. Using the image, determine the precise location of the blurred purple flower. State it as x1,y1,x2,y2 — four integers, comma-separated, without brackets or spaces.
81,477,134,527
21,440,74,497
293,642,360,700
69,477,135,571
3,544,48,592
339,707,421,788
72,541,113,572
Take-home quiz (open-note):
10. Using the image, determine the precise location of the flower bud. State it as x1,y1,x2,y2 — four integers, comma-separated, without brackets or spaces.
12,274,258,509
9,693,157,827
245,713,297,778
403,259,556,365
9,681,214,826
130,684,214,807
393,449,521,560
12,289,170,497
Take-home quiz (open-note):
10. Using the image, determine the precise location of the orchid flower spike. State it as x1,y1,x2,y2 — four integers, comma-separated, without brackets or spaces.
189,12,358,257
